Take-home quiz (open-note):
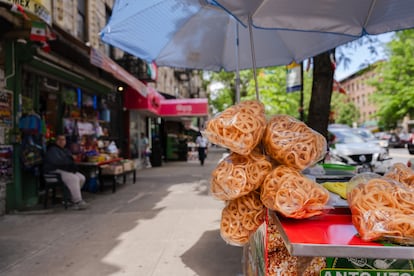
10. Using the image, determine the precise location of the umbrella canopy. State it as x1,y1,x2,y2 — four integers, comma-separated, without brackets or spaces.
100,0,358,72
213,0,414,36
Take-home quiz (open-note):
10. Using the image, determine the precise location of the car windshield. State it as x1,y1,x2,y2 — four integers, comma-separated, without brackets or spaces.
329,129,365,144
353,128,376,140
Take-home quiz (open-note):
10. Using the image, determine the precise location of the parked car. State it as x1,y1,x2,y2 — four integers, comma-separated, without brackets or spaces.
399,132,411,146
327,126,392,174
388,132,406,148
374,131,391,141
351,127,389,153
407,133,414,154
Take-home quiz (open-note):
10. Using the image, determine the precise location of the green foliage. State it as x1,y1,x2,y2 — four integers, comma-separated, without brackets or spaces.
370,29,414,129
331,93,360,125
207,66,312,119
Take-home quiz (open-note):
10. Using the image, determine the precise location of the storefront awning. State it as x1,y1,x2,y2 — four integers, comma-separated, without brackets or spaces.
124,86,164,115
90,48,147,97
158,98,208,117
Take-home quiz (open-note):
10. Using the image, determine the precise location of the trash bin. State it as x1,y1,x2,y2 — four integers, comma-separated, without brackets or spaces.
150,139,162,167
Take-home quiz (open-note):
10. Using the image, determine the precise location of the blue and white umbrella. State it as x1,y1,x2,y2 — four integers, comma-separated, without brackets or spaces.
214,0,414,37
100,0,366,99
100,0,414,90
100,0,362,72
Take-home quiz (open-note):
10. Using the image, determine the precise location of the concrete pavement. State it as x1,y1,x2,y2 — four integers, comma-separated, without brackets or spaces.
0,147,243,276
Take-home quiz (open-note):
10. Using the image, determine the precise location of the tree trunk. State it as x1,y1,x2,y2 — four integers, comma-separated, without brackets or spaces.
307,51,335,139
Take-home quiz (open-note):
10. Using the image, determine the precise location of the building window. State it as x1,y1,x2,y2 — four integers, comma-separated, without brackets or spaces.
104,5,114,58
76,0,87,41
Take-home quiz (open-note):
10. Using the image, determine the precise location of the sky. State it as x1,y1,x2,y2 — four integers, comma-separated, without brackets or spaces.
334,32,394,80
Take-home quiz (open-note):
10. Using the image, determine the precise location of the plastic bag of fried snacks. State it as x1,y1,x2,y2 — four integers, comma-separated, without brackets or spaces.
220,191,266,246
348,173,414,244
210,150,272,200
261,165,330,219
263,114,327,170
204,100,266,156
384,162,414,190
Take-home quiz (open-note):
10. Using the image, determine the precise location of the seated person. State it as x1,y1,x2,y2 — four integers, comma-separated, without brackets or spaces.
43,134,89,210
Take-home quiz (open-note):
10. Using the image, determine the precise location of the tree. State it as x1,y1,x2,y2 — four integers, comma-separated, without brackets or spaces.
208,66,313,119
307,51,335,138
370,29,414,129
330,93,360,125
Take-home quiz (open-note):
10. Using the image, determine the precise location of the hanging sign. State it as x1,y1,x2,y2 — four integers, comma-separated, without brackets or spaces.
286,62,302,93
2,0,52,24
0,89,13,128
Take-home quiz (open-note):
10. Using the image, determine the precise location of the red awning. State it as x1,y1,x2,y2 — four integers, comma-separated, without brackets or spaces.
158,98,208,117
124,86,164,115
90,48,148,97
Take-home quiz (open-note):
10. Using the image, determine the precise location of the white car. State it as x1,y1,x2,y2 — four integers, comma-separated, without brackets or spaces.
327,126,392,174
351,127,389,153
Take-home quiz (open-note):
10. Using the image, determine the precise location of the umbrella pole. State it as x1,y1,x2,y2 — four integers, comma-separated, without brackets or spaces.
248,15,259,101
235,23,241,103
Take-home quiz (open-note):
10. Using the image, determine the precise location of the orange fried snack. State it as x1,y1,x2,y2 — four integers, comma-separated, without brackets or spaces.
384,162,414,189
263,115,327,170
204,100,266,156
210,150,272,200
261,165,329,219
220,191,266,246
348,177,414,244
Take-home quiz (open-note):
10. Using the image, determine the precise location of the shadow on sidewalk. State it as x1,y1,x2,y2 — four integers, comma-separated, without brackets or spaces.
181,229,243,276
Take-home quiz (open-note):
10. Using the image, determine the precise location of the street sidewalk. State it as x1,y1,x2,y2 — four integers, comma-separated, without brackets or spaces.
0,147,243,276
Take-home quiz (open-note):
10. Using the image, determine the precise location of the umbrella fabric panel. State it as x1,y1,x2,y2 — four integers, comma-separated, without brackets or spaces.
214,0,414,36
101,0,204,63
101,0,359,72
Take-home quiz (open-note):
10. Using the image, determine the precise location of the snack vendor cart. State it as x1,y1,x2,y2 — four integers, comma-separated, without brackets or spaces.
243,207,414,275
204,100,414,275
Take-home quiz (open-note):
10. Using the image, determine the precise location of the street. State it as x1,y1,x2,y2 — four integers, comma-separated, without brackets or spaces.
388,147,413,165
0,147,243,276
0,146,412,276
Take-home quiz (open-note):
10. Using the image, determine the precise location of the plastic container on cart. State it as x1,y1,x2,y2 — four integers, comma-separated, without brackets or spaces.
315,163,356,183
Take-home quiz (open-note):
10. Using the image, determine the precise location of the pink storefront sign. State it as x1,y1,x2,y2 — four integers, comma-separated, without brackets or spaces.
158,98,208,117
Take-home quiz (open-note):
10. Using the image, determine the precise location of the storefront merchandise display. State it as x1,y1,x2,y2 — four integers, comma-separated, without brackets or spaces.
204,100,414,275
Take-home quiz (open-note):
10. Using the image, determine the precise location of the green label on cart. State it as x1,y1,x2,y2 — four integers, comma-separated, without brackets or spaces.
321,270,414,276
322,257,414,275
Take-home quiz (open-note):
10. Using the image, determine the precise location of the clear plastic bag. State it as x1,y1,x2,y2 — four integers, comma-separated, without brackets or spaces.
210,149,272,200
203,100,266,156
261,165,330,219
262,114,327,170
220,190,266,246
347,172,414,244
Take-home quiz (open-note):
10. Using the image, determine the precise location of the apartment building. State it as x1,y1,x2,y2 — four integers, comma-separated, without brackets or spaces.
339,65,379,127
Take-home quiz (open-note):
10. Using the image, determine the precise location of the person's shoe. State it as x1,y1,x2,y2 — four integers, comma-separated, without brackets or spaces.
71,200,90,210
